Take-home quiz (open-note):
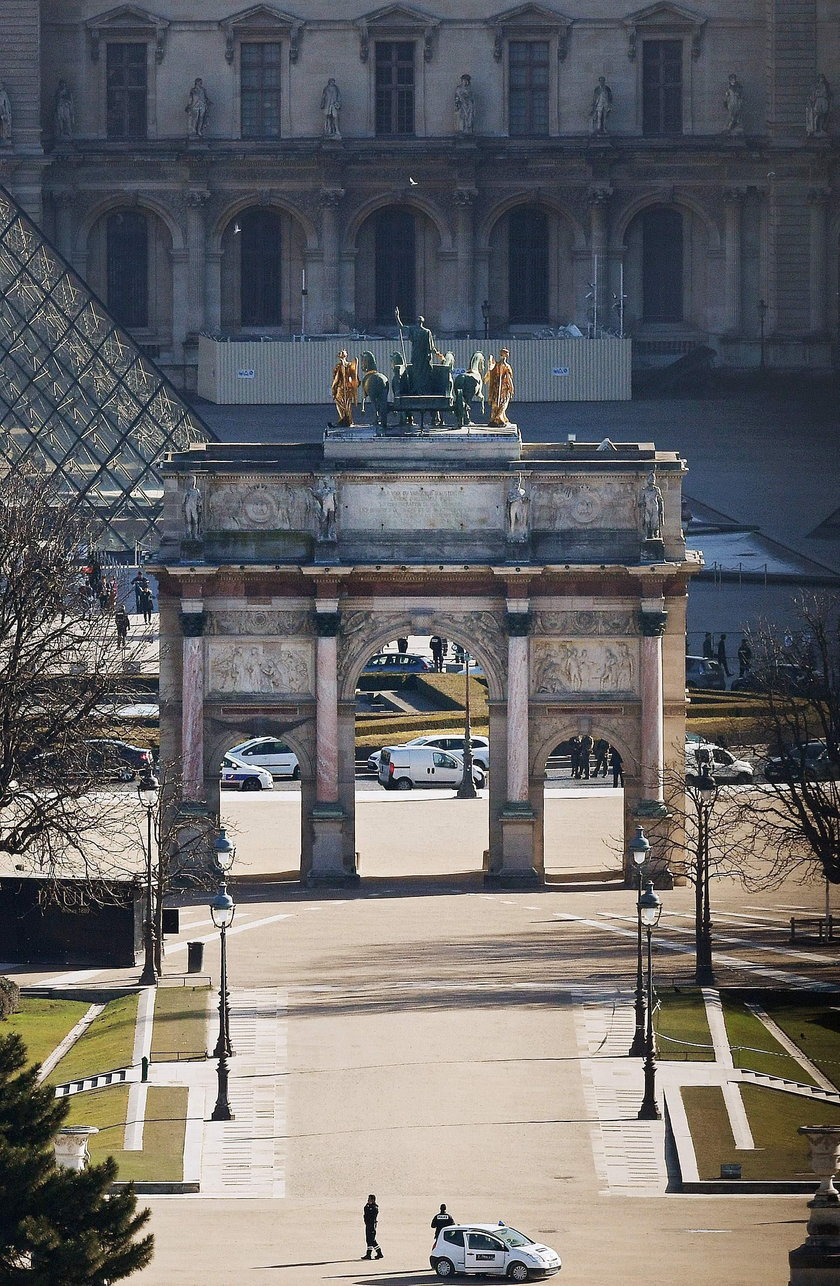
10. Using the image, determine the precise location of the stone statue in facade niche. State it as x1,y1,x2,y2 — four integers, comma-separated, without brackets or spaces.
182,474,203,539
310,475,337,542
0,83,12,142
806,74,832,137
321,78,342,138
53,79,74,140
640,471,664,541
506,477,530,542
589,77,612,135
454,74,475,134
185,78,210,138
723,73,744,133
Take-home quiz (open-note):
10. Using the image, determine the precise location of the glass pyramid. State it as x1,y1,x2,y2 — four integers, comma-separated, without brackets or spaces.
0,185,212,553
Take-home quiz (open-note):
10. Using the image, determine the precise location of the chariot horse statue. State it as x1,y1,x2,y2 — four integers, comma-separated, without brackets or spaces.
359,351,390,430
453,351,486,428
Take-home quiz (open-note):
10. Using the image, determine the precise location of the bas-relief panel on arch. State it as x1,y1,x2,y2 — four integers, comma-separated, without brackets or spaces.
531,639,638,696
206,482,310,531
207,610,313,636
207,641,313,695
531,478,639,530
340,482,502,532
533,610,637,637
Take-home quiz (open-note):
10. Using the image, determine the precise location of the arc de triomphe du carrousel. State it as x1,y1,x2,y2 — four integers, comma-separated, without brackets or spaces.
156,403,698,886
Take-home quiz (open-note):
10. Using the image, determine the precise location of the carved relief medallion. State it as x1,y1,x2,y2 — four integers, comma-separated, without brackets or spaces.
533,479,637,530
206,483,306,531
534,610,636,637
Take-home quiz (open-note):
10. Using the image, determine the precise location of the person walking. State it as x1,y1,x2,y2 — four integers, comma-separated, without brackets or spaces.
609,746,624,788
430,636,443,672
431,1204,455,1243
362,1194,383,1260
132,571,149,615
139,585,154,627
702,632,714,661
737,636,752,677
569,735,582,780
717,633,730,677
579,732,594,780
114,605,129,647
593,738,609,778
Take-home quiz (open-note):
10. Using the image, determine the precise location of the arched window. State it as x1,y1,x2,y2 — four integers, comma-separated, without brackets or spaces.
240,209,282,327
106,211,148,328
509,208,548,323
374,208,415,323
641,208,683,322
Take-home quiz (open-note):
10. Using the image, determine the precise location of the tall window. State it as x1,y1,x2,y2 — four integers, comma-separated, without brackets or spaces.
508,41,549,136
374,209,415,322
240,209,282,327
375,42,415,136
642,208,683,322
642,40,683,135
106,211,148,328
508,208,549,322
241,42,281,138
106,43,147,139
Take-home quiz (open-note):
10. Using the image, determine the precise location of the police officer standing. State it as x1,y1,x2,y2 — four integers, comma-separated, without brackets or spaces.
431,1203,455,1239
362,1194,383,1260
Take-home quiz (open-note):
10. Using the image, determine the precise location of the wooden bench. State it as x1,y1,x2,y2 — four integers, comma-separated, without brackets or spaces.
790,915,836,942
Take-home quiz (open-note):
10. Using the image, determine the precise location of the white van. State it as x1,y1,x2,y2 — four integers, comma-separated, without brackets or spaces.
378,744,486,791
685,740,754,785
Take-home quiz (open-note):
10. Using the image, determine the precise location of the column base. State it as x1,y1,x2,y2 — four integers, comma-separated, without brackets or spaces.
789,1243,840,1285
634,799,669,819
640,537,665,563
309,803,357,883
493,802,540,886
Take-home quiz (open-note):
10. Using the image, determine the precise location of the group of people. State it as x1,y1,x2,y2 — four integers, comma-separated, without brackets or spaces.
428,637,466,672
78,563,155,642
567,735,623,786
701,632,752,679
362,1198,457,1260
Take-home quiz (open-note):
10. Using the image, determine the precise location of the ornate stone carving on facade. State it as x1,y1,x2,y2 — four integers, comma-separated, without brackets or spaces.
186,188,211,208
314,610,341,637
310,475,338,542
432,610,506,675
532,478,638,530
806,74,832,137
506,477,530,542
337,611,407,686
355,8,440,63
53,80,75,141
209,642,312,695
206,483,307,531
490,8,572,63
639,609,668,637
639,471,664,540
533,640,636,695
624,5,705,62
454,74,475,133
533,610,637,637
182,474,203,539
86,7,170,64
180,611,206,638
221,9,303,65
207,610,312,636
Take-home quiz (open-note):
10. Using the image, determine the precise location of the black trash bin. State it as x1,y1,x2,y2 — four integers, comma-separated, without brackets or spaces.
187,940,204,973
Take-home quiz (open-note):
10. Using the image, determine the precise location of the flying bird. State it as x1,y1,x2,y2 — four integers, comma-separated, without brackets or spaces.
408,177,418,186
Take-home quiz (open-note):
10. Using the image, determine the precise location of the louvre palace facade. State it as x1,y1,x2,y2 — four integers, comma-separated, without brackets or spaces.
1,0,838,384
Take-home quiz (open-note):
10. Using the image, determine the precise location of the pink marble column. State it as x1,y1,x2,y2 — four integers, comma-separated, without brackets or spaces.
316,631,339,802
507,632,530,802
639,607,667,807
180,609,205,802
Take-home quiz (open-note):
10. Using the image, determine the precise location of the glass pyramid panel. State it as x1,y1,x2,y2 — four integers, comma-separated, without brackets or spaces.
0,185,213,552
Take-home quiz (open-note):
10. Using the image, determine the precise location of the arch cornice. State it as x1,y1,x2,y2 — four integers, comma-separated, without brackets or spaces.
210,195,319,253
75,192,184,256
530,714,638,781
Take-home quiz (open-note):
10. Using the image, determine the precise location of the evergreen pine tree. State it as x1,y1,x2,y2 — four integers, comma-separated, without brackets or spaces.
0,1031,154,1282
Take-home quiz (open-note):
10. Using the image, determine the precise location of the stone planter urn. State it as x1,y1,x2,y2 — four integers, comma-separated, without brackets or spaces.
53,1125,99,1172
789,1126,840,1285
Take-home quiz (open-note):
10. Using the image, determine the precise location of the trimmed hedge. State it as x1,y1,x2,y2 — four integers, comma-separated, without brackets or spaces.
0,976,21,1020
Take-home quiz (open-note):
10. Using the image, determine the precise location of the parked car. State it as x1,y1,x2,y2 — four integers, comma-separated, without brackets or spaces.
378,744,486,791
685,741,754,785
367,735,490,774
685,655,726,691
83,738,154,782
220,753,274,792
361,653,433,675
765,739,838,783
226,737,300,779
93,692,159,721
731,665,826,696
430,1224,561,1281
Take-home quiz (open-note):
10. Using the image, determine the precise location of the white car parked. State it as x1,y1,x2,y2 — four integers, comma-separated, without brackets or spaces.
226,736,300,779
430,1224,561,1281
367,735,489,774
220,754,274,792
685,740,754,786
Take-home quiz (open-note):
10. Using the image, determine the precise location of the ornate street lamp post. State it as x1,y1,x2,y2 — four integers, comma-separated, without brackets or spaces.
456,651,477,800
695,762,717,986
628,825,650,1057
213,830,236,1058
210,882,236,1122
637,880,663,1121
481,299,490,344
137,769,159,987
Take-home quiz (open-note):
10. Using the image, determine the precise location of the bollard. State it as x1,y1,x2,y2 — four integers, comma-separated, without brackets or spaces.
141,1055,149,1083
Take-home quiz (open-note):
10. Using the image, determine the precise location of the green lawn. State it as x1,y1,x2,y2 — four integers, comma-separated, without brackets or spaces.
655,991,715,1062
3,996,92,1069
151,987,210,1062
754,997,840,1092
48,993,139,1084
63,1084,188,1182
722,998,819,1086
682,1083,840,1181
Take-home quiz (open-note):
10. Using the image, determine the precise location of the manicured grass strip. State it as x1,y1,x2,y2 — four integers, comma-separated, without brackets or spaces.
4,996,92,1069
64,1085,188,1182
682,1083,840,1181
753,999,840,1092
722,999,819,1086
151,986,210,1061
655,992,715,1062
48,993,139,1084
355,716,489,756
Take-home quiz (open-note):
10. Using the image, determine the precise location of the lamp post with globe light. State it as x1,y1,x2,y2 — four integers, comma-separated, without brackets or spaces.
628,825,650,1057
213,829,235,1059
695,761,717,986
637,880,663,1121
137,769,159,986
210,882,236,1122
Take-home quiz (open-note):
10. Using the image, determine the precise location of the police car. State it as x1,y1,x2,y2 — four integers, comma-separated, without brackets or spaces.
430,1224,561,1281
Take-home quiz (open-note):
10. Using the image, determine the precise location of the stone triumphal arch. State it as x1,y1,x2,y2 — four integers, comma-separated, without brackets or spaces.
157,427,698,884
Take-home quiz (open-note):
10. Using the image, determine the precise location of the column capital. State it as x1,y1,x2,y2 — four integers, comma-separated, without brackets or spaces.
320,187,345,209
639,609,668,637
186,188,211,208
181,610,206,637
588,184,613,207
722,186,747,205
314,610,341,637
453,186,478,207
505,611,532,637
